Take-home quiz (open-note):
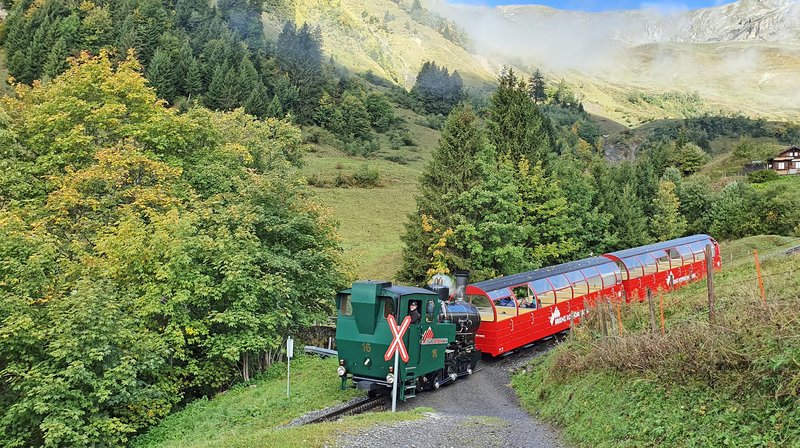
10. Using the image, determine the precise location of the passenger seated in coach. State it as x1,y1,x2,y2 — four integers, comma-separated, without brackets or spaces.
496,297,515,307
519,295,537,309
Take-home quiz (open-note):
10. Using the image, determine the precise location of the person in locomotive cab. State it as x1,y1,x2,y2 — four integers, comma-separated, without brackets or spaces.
408,301,421,324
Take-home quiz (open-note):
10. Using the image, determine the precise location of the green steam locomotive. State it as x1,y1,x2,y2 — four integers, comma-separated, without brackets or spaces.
334,275,480,400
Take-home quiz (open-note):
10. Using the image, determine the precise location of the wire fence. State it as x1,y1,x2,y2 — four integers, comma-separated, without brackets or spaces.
576,237,800,338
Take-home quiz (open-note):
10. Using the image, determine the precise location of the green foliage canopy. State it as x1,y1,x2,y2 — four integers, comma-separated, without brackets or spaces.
0,52,345,446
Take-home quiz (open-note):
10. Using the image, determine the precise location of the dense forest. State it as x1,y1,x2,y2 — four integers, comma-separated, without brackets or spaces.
399,69,800,283
1,0,799,446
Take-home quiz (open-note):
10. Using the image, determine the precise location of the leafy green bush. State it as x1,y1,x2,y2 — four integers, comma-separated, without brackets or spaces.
352,164,381,187
414,113,445,130
340,139,380,156
384,155,409,165
747,169,779,183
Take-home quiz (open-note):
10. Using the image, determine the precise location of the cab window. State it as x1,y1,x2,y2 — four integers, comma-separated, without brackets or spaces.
339,294,353,316
383,297,395,318
425,300,435,323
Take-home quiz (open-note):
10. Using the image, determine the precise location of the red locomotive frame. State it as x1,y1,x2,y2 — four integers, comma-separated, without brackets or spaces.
465,234,721,356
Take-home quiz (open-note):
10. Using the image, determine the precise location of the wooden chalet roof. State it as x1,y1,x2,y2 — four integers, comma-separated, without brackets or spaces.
771,145,800,161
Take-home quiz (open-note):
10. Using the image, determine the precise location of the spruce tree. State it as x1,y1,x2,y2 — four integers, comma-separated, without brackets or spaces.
238,55,260,95
204,64,240,110
487,67,557,167
276,21,325,123
529,69,546,104
399,104,493,282
608,183,652,248
146,47,177,102
184,57,205,98
339,91,372,140
265,96,285,118
244,83,270,117
43,37,70,81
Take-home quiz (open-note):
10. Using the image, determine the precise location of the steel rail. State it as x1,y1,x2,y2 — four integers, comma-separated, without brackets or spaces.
304,395,389,425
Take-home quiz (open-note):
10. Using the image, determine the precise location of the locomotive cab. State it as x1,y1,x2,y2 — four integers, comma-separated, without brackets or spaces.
335,280,478,400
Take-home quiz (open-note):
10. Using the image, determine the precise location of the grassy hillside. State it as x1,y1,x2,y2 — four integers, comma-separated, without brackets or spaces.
513,235,800,447
132,355,425,448
263,0,498,89
302,107,440,280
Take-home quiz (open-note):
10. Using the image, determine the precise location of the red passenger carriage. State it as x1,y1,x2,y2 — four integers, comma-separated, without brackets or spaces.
466,257,624,356
465,234,721,357
602,234,721,302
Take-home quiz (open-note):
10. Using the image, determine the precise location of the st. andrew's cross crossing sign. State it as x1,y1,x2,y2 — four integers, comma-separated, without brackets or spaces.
384,314,411,363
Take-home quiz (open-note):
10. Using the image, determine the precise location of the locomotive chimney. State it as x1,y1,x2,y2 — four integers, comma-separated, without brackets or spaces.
435,286,450,302
454,270,469,302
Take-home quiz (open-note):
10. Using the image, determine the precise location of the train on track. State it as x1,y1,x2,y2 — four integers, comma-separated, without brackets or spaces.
335,234,721,400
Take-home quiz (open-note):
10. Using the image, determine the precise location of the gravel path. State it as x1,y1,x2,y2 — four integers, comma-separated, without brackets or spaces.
333,339,567,448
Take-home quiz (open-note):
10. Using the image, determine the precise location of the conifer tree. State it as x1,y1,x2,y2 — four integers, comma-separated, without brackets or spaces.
204,64,241,110
276,22,325,123
487,67,557,167
650,180,687,240
529,68,546,104
265,95,285,118
244,83,270,117
607,183,652,249
238,55,260,95
184,57,205,98
339,91,372,140
410,61,463,115
43,37,70,81
147,47,177,102
400,104,494,282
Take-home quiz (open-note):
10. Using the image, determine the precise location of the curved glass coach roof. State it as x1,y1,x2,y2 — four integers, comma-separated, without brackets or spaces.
603,234,715,260
471,257,618,298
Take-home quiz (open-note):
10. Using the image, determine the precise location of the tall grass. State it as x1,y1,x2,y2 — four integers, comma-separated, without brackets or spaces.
514,236,800,447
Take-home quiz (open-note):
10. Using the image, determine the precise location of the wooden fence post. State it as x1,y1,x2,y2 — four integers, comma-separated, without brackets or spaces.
706,245,716,323
659,293,665,336
647,289,657,336
754,249,766,306
615,298,623,337
600,297,608,338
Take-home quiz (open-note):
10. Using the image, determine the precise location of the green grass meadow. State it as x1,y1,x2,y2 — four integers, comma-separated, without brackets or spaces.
132,355,425,448
303,108,439,280
513,235,800,447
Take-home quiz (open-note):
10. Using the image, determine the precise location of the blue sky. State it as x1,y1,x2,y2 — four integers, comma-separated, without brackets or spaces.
453,0,737,11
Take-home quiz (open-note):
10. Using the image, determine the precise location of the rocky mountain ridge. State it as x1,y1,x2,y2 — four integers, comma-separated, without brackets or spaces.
493,0,800,45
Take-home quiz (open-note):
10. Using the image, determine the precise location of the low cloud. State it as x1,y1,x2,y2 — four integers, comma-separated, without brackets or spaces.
429,0,800,112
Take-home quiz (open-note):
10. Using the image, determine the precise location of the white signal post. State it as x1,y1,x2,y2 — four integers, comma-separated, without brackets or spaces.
286,336,294,399
384,314,411,412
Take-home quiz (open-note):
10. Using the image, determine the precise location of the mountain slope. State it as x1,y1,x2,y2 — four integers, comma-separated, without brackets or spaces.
275,0,800,123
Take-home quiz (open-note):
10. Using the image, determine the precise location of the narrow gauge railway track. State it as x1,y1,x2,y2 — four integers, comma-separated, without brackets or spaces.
471,332,565,375
304,396,389,425
302,333,562,426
